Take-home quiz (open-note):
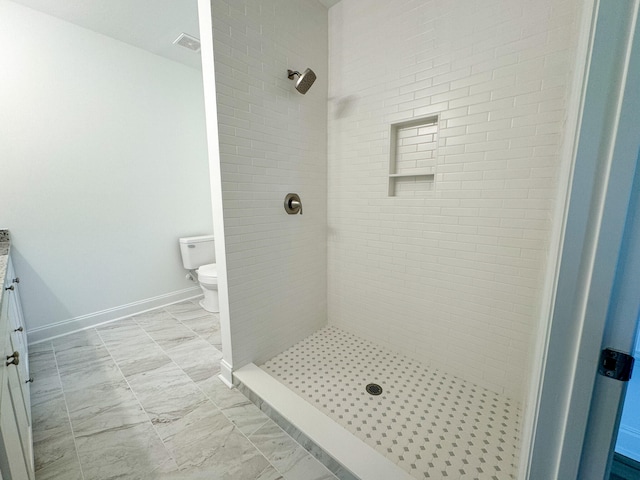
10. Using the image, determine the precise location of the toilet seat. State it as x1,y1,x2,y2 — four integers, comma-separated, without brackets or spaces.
197,263,218,285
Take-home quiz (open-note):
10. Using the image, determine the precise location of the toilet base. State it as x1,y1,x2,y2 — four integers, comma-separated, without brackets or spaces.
199,289,219,313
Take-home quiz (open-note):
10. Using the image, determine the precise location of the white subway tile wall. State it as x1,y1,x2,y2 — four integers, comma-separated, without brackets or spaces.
394,121,439,174
326,0,582,399
393,175,435,198
211,0,328,367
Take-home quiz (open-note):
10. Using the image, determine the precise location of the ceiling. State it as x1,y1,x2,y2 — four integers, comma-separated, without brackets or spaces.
10,0,340,71
9,0,202,70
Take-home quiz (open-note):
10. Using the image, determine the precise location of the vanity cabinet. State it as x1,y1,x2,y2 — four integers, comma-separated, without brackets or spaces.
0,255,34,480
6,258,30,419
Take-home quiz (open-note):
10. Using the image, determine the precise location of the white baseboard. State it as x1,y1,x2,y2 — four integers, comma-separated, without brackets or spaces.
27,287,201,345
219,359,234,388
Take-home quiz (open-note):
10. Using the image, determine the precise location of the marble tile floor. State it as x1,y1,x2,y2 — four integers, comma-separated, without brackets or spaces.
30,299,338,480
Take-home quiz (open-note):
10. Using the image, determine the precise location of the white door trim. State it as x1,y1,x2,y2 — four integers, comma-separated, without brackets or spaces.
577,0,640,476
197,0,234,387
527,0,640,478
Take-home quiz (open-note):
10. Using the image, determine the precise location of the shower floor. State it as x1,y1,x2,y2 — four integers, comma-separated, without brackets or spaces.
261,326,521,480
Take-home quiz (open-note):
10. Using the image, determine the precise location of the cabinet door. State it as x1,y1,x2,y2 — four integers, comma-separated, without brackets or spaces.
6,258,30,422
8,315,29,423
0,378,31,480
9,332,33,474
5,359,33,479
0,296,33,479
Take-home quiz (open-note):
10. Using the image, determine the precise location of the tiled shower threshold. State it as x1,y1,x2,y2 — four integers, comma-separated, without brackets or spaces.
235,363,413,480
236,326,521,480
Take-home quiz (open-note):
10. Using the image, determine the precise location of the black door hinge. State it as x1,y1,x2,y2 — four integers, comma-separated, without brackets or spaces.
598,348,634,381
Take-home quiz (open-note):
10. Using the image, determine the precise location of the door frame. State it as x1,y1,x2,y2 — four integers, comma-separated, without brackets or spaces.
197,0,235,387
576,1,640,475
527,0,640,478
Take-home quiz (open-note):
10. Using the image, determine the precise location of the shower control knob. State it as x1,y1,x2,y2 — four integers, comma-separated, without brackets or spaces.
4,285,14,291
12,277,19,284
13,326,23,333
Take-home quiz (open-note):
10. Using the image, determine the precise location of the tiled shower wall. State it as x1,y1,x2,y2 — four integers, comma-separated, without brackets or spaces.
211,0,328,367
327,0,583,399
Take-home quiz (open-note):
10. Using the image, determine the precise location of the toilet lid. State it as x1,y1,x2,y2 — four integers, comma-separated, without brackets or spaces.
197,263,218,282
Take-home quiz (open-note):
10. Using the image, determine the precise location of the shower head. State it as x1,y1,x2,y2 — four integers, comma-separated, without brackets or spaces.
287,68,317,94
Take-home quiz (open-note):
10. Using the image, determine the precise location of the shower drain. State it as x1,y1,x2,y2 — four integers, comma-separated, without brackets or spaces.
366,383,383,396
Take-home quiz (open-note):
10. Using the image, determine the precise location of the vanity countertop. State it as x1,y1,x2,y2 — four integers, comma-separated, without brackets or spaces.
0,230,10,304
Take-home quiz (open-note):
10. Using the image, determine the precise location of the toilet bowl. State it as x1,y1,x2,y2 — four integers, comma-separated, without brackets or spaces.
197,263,219,313
178,235,219,313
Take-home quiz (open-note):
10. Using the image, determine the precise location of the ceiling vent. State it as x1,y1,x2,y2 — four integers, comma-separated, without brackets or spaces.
173,33,201,52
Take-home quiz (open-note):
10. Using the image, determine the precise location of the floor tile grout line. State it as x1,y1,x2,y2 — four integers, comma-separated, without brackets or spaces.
243,421,339,480
40,303,329,479
126,307,223,401
50,340,87,480
246,437,289,480
130,306,293,477
242,413,340,480
150,303,311,478
130,307,224,389
93,325,182,472
161,302,221,349
238,421,291,479
256,462,283,479
134,303,221,356
117,307,261,471
154,329,276,439
38,304,519,479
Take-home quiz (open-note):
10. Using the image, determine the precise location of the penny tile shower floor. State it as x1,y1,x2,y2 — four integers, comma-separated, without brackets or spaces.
262,326,521,480
30,300,337,480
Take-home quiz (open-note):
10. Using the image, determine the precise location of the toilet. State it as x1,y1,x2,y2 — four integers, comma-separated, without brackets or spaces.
178,235,219,313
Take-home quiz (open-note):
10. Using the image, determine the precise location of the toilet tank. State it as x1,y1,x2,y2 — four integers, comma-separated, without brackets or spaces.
179,235,215,269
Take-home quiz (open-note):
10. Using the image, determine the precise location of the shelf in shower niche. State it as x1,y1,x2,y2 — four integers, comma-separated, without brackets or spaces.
389,169,435,178
388,174,436,197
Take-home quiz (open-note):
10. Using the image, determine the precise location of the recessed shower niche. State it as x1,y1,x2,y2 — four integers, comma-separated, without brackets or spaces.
388,116,438,196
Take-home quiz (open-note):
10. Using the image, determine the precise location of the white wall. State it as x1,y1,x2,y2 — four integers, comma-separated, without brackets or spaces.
326,0,583,399
0,1,213,335
211,0,328,368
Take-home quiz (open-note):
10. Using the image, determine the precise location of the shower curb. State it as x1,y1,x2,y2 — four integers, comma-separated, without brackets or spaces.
234,363,415,480
237,381,358,480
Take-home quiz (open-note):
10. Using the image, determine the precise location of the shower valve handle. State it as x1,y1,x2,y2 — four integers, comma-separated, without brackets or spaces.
284,193,303,215
289,199,302,215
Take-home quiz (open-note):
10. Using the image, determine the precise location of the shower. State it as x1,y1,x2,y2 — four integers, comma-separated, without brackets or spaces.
205,0,589,477
287,68,316,94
